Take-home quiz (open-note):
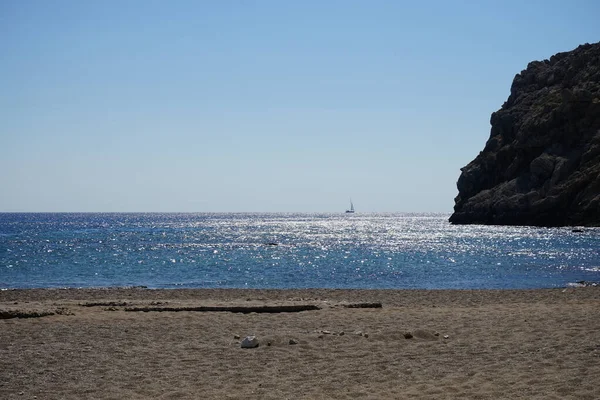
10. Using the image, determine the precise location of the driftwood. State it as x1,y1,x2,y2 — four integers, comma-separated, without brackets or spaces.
0,310,55,319
123,302,383,313
81,301,129,307
0,302,383,318
124,305,322,314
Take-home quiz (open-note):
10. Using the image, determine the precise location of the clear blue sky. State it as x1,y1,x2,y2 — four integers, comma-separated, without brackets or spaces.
1,0,599,212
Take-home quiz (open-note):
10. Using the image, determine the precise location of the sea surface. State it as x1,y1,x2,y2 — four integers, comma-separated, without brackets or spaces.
1,213,599,290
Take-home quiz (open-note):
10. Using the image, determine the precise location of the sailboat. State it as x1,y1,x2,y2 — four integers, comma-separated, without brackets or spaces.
345,199,355,213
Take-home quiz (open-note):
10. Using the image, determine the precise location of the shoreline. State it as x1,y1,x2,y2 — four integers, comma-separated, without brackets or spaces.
2,285,600,304
2,287,600,399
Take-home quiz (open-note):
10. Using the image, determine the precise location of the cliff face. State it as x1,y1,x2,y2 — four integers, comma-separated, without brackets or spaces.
450,42,600,227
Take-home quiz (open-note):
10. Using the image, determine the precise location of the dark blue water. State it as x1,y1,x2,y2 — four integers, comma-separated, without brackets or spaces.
1,213,598,289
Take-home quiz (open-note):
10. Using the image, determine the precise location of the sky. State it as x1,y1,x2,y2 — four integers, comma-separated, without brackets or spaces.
1,0,599,213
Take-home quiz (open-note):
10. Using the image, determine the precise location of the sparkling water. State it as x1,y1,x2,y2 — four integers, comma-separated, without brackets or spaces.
1,213,598,289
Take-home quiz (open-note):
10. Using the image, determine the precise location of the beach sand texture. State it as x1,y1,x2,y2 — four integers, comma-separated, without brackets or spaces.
1,288,599,399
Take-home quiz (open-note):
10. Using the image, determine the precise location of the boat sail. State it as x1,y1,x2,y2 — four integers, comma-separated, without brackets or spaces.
345,199,355,213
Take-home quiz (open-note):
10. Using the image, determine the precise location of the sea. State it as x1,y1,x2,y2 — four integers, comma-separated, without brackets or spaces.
1,212,599,290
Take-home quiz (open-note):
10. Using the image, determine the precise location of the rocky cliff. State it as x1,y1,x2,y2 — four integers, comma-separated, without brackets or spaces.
450,42,600,227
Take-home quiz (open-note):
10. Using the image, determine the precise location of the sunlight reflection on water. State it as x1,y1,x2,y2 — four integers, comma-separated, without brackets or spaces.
1,213,599,289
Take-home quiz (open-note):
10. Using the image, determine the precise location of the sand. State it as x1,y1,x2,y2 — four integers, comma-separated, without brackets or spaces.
1,287,599,399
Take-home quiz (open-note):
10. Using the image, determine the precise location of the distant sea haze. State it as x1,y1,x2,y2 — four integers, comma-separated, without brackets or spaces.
1,213,598,290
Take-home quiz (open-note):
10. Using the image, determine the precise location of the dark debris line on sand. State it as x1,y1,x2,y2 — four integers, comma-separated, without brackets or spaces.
124,304,322,314
123,302,383,314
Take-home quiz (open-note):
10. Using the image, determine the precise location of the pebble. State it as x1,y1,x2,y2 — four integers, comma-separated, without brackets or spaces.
289,338,299,345
241,336,259,348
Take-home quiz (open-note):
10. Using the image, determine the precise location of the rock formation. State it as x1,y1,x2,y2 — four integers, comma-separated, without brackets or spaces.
450,42,600,227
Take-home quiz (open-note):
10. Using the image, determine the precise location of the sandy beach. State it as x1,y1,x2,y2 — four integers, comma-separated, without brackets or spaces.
1,287,599,399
